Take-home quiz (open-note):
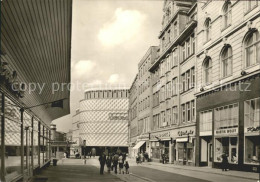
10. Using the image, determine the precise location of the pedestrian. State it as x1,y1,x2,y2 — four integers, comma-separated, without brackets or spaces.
124,161,130,174
140,152,144,163
99,152,106,175
118,154,124,174
112,153,119,174
221,152,229,171
162,153,165,164
64,152,67,159
106,153,112,173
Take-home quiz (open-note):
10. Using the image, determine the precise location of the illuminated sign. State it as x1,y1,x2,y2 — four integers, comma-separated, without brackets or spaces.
178,130,194,136
150,131,170,140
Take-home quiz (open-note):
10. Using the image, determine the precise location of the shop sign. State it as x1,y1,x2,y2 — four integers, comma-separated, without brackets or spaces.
215,128,238,135
245,126,260,133
150,131,170,140
0,60,25,98
108,113,128,120
138,133,149,141
178,130,194,137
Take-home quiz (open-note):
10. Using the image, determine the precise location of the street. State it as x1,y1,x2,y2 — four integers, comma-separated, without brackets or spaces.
32,158,257,182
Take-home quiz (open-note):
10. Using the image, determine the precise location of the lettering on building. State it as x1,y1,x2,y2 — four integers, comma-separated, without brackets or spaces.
108,113,128,120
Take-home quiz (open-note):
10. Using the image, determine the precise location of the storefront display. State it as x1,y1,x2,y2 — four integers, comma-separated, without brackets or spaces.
244,97,260,165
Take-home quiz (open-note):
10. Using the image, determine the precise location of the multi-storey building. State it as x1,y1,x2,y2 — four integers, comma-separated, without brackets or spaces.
149,0,197,165
129,46,158,158
195,0,260,172
128,75,139,157
72,89,129,156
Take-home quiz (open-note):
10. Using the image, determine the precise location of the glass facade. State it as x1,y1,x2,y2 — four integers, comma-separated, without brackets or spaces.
0,92,51,181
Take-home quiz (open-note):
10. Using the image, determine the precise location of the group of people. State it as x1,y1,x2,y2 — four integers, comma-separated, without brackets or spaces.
136,152,149,164
99,152,129,175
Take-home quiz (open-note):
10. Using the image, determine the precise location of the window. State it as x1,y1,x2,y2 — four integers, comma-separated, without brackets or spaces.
181,74,186,92
244,97,260,128
173,49,178,66
172,77,177,96
182,44,186,61
245,136,260,164
181,104,186,123
191,34,195,55
215,137,238,164
203,57,212,85
186,102,191,122
205,18,211,42
245,0,258,12
214,103,238,130
166,109,171,126
174,22,177,37
244,31,260,67
191,100,195,122
222,1,232,29
200,110,212,132
172,106,178,125
221,45,233,77
186,70,191,90
186,38,191,57
191,67,195,88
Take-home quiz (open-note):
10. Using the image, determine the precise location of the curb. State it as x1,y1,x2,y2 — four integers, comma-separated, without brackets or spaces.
130,173,156,182
142,163,259,181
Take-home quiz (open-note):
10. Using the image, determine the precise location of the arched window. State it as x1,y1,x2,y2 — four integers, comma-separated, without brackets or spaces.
203,57,212,84
221,45,232,77
204,18,211,42
244,31,260,67
222,1,232,29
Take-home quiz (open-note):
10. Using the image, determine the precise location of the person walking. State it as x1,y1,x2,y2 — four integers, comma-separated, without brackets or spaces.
118,154,124,174
221,152,229,171
99,152,106,175
124,161,130,174
113,153,119,174
106,153,112,173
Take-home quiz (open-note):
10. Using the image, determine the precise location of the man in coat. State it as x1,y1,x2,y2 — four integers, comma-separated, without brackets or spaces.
99,152,106,174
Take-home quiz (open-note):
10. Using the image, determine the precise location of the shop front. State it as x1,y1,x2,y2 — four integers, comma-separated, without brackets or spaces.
150,131,171,163
132,133,149,158
172,126,196,166
213,103,239,170
243,97,260,172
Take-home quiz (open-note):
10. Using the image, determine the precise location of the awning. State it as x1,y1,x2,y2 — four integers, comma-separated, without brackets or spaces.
176,137,188,142
133,141,146,149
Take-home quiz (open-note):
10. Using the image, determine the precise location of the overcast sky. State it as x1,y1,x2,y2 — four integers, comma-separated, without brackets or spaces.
53,0,163,132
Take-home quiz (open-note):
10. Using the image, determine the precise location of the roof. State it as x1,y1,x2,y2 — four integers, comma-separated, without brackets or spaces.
0,0,73,124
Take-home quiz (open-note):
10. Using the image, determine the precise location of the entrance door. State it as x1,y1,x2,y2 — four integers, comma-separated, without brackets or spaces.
208,142,212,167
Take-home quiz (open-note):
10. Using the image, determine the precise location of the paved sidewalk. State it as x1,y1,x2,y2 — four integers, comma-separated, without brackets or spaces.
126,158,259,181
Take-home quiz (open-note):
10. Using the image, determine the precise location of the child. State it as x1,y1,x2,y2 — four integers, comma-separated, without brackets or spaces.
124,161,129,174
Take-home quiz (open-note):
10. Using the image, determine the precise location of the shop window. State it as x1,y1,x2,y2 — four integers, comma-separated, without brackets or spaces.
187,143,193,161
200,110,212,132
178,143,184,160
214,103,238,130
244,97,260,128
215,137,238,164
245,136,260,164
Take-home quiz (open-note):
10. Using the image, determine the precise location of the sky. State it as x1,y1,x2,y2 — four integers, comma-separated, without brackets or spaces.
52,0,163,132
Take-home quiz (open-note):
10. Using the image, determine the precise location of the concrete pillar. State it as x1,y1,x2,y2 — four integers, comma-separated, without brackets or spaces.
169,142,172,163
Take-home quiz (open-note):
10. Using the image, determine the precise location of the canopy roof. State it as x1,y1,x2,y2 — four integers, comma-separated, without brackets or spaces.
0,0,73,124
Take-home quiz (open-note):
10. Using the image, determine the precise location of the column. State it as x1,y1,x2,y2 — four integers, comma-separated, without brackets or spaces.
20,108,24,176
169,142,172,164
1,93,5,182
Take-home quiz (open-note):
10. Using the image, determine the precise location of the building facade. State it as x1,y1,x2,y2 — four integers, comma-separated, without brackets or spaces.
0,0,72,181
148,0,197,165
195,0,260,172
72,89,129,156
